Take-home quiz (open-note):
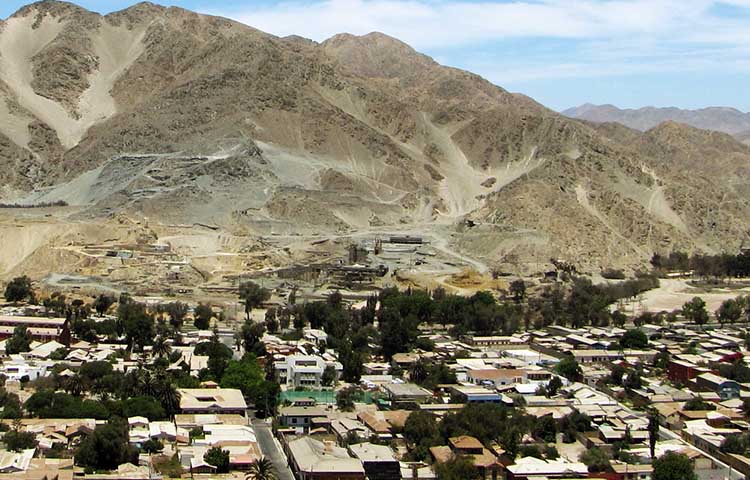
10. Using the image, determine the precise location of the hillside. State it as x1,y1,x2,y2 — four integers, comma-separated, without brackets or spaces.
0,0,749,276
563,103,750,138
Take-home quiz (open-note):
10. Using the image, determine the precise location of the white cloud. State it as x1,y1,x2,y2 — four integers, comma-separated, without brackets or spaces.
202,0,750,83
205,0,721,48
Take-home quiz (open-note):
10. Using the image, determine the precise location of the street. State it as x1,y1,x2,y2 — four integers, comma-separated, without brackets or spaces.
252,418,295,480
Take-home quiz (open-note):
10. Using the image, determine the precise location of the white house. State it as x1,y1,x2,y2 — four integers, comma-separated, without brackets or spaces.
274,355,342,389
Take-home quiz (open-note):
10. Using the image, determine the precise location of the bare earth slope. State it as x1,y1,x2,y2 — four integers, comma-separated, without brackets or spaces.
1,1,750,273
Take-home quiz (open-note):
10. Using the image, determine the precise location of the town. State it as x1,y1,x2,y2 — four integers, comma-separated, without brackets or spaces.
0,249,747,480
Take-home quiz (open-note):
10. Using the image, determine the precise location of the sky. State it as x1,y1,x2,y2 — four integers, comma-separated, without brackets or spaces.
2,0,750,112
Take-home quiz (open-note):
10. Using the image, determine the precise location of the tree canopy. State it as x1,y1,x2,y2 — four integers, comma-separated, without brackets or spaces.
652,452,698,480
4,276,34,303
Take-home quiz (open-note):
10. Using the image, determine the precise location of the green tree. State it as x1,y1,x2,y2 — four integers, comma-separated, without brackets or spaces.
500,427,520,460
93,295,115,316
193,304,213,330
239,282,271,320
220,356,264,398
141,439,164,454
152,336,171,358
5,326,32,354
336,386,360,412
547,376,563,396
720,434,748,454
683,398,716,411
403,410,439,460
75,420,135,470
555,356,581,381
204,447,230,473
533,415,557,443
682,297,709,326
165,302,188,329
265,308,279,334
623,370,642,390
509,279,527,304
652,452,698,480
3,430,38,451
238,320,266,356
321,365,337,387
580,447,610,472
4,276,34,303
434,455,481,480
118,301,155,351
717,298,742,324
611,309,627,327
648,411,659,459
123,396,166,421
621,329,649,349
245,457,278,480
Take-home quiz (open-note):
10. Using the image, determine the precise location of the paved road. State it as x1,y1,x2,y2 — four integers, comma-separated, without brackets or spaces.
252,418,294,480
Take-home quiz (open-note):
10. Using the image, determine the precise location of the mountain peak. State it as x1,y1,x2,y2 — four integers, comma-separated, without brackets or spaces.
10,0,92,20
322,31,435,80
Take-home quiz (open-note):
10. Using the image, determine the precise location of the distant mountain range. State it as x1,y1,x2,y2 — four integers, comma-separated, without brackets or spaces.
563,104,750,144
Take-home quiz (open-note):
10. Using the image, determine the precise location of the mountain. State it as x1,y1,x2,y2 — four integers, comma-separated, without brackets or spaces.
563,104,750,138
1,0,750,275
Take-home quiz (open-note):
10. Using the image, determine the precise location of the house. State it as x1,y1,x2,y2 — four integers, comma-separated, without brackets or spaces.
26,341,65,359
285,436,365,480
611,463,653,480
462,335,526,348
570,350,623,364
357,411,410,439
0,449,35,473
505,456,588,479
177,388,247,415
467,369,527,388
449,386,503,404
667,359,701,384
349,443,400,480
303,329,328,346
278,406,329,432
0,316,70,345
274,355,342,389
381,383,432,406
430,436,500,479
566,334,606,350
0,357,49,382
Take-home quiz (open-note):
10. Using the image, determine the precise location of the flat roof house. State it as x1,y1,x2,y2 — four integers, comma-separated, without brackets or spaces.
0,316,70,345
178,388,247,415
349,443,400,480
286,436,365,480
381,383,432,406
275,355,342,390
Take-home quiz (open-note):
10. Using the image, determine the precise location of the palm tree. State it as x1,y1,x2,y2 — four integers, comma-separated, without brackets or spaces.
152,336,172,358
246,457,277,480
158,382,182,419
66,374,86,397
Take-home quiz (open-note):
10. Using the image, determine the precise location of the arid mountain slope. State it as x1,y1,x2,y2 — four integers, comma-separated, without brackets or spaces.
1,1,749,272
563,103,750,138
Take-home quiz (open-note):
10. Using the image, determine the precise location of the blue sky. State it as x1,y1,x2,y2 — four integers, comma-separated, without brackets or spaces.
3,0,750,112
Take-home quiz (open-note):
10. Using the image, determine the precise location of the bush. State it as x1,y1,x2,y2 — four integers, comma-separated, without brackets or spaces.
601,269,626,280
203,447,230,473
141,439,164,454
123,396,166,421
3,430,38,451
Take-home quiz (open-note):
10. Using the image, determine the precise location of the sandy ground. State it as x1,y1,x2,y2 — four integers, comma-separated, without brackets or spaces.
0,15,145,150
629,279,750,314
